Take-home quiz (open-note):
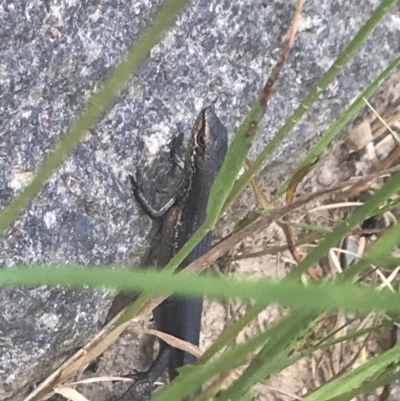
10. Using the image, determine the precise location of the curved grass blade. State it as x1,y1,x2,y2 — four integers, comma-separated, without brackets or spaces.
288,167,400,280
303,341,400,401
216,314,390,401
339,209,400,282
223,197,400,399
323,368,400,401
0,0,191,238
223,0,400,214
215,310,318,401
119,0,305,323
277,54,400,197
149,326,277,401
200,164,400,376
150,310,314,401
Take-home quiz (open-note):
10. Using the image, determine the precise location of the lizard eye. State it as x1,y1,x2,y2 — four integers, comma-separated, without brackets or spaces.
196,132,206,148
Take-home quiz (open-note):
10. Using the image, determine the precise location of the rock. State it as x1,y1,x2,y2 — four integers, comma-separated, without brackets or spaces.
1,0,399,399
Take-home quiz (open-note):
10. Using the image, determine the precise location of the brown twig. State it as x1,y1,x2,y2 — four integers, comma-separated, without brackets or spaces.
188,165,400,276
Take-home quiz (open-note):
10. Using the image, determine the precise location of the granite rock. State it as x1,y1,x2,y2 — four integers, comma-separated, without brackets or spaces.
1,0,400,399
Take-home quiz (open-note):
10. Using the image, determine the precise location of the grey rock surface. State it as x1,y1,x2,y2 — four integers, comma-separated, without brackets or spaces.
0,0,399,400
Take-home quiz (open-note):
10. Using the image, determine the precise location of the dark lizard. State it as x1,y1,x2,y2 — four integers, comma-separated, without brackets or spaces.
117,106,228,400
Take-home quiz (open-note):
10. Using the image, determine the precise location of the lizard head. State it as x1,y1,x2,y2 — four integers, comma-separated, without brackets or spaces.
186,106,228,201
189,106,228,171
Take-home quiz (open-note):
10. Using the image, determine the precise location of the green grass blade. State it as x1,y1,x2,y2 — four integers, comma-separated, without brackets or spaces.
4,264,400,314
119,93,269,320
216,316,390,401
206,98,265,223
325,370,400,401
215,311,318,401
150,127,394,306
288,167,400,280
317,320,392,350
149,325,278,401
367,217,400,267
158,310,320,401
338,210,400,290
303,342,400,401
145,3,304,280
222,0,399,214
118,223,210,323
277,55,400,197
197,302,267,365
216,316,392,401
0,0,191,238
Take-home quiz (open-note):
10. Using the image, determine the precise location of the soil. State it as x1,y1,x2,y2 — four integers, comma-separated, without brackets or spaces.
45,68,400,401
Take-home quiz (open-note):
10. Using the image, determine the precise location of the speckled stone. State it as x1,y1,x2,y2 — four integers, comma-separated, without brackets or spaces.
1,0,400,399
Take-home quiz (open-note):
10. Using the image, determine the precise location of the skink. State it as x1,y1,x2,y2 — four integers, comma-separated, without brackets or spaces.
118,106,228,400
